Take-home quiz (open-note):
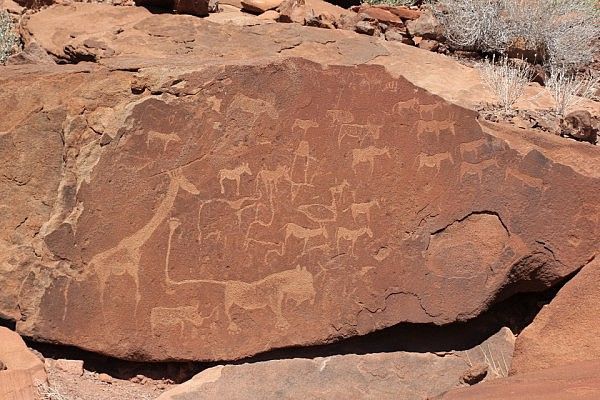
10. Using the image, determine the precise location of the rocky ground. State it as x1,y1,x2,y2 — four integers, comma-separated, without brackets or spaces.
0,0,599,399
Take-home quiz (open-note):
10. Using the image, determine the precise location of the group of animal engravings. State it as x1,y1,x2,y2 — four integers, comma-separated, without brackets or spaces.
86,96,527,339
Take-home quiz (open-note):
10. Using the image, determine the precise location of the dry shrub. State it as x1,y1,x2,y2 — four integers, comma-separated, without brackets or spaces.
0,10,19,64
546,66,599,116
480,56,534,113
434,0,600,70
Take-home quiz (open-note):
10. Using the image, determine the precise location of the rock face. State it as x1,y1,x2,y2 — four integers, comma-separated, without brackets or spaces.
0,327,47,400
437,360,600,400
510,258,600,375
1,3,599,363
158,328,515,400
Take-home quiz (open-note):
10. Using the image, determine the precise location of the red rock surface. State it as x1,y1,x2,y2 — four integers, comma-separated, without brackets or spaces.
1,3,599,363
437,360,600,400
0,327,47,400
510,257,600,375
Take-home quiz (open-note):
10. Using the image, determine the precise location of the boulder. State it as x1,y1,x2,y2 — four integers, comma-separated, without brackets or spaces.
560,110,598,144
2,3,599,363
6,42,56,65
277,0,350,25
0,327,47,400
158,328,515,400
241,0,280,13
437,360,600,400
405,8,443,40
511,258,600,375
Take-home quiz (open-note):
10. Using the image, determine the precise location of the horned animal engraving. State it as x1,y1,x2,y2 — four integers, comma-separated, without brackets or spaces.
346,200,380,225
150,305,218,338
256,165,291,196
326,109,354,126
504,167,544,190
219,163,252,196
292,141,317,183
352,146,390,174
284,223,329,253
292,119,319,135
336,227,373,256
146,131,182,152
338,124,381,146
417,152,454,173
459,159,499,183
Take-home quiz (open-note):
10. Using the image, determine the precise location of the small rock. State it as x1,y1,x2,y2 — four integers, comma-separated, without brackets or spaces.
560,110,598,144
354,5,403,27
355,20,377,36
386,5,420,20
384,28,412,44
55,359,84,376
511,115,535,130
418,39,439,52
460,364,488,385
0,360,6,371
305,12,335,29
98,373,113,384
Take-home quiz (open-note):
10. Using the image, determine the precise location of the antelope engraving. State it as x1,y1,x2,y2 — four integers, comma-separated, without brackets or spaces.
352,146,391,174
338,124,381,146
292,119,319,135
219,163,252,196
416,120,457,141
284,223,329,253
329,179,350,204
146,131,182,152
504,167,544,190
459,138,488,159
336,227,373,256
256,165,291,196
417,152,454,173
346,200,380,225
459,159,499,183
326,109,354,126
392,98,419,114
229,94,279,127
292,141,317,183
150,305,218,338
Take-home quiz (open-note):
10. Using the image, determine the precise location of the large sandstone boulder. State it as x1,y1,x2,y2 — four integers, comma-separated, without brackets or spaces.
0,328,47,400
437,360,600,400
510,258,600,375
1,3,599,363
158,328,515,400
